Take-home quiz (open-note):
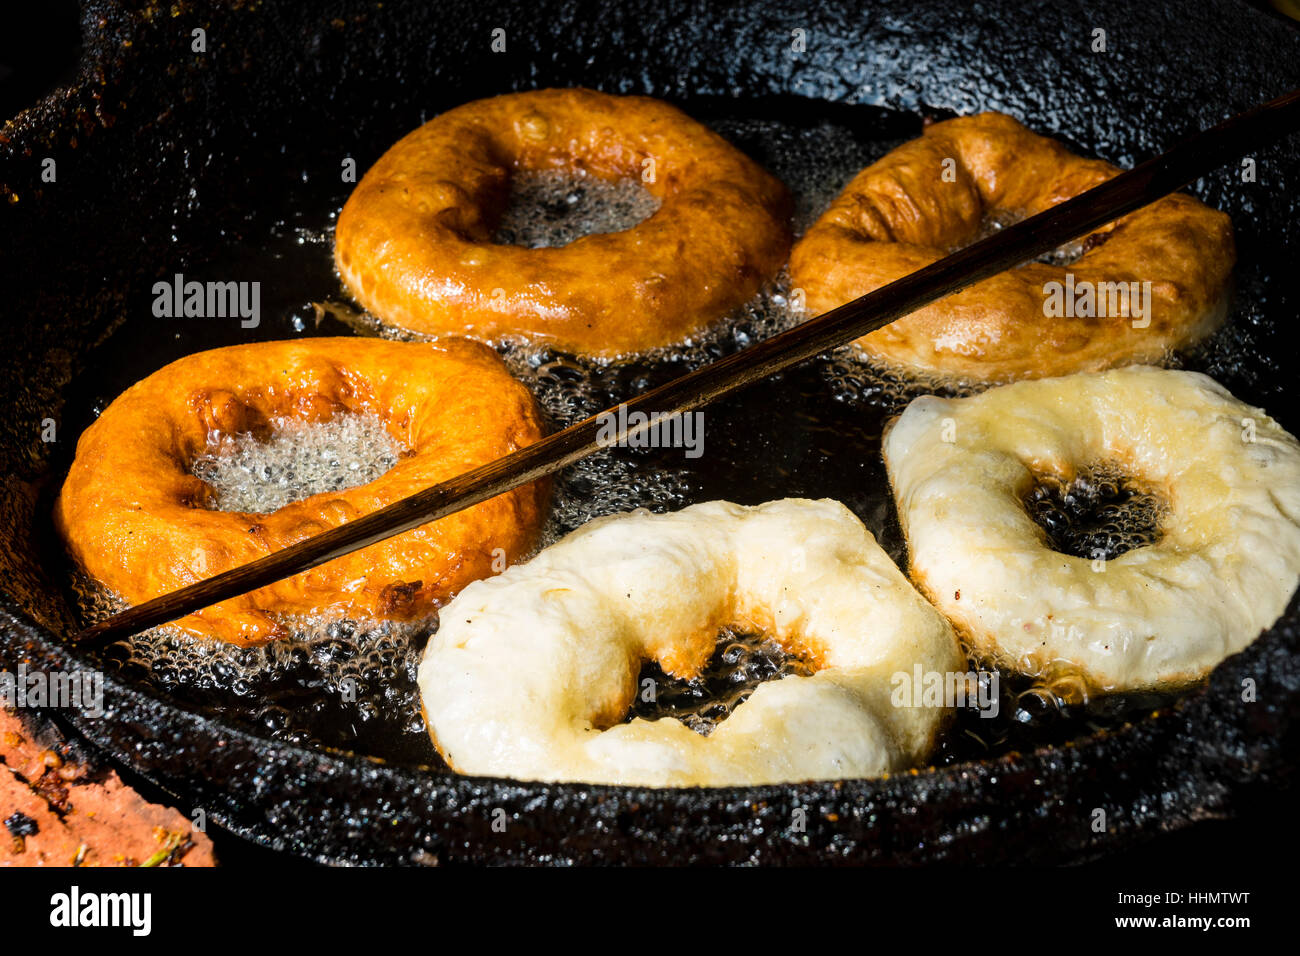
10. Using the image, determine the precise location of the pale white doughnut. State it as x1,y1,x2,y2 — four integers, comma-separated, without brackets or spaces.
883,366,1300,691
417,499,963,787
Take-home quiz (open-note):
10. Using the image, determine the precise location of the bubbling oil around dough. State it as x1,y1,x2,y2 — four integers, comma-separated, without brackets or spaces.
71,111,1205,761
627,630,814,736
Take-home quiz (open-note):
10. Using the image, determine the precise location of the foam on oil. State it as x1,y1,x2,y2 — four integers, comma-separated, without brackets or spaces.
493,169,660,248
1023,464,1167,560
192,413,401,514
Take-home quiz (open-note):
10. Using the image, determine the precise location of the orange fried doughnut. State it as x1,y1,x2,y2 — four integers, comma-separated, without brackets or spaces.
790,112,1235,382
334,88,792,358
56,337,548,646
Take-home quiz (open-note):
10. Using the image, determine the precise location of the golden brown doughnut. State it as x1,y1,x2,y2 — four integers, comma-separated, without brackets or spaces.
790,112,1235,382
334,88,792,358
56,337,549,646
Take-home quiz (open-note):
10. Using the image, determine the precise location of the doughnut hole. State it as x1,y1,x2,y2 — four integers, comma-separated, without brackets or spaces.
625,628,816,736
1022,463,1167,561
491,168,661,249
191,410,402,515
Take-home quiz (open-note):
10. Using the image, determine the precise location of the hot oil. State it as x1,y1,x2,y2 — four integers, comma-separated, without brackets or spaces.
628,630,814,736
59,100,1224,769
1023,465,1167,560
493,169,661,248
933,659,1183,768
193,413,401,513
80,582,437,763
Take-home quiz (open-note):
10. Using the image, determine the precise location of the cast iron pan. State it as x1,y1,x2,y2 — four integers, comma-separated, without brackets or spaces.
2,0,1299,865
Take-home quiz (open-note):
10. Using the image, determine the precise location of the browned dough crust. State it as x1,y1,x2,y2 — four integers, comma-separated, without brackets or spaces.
335,88,792,358
56,337,549,645
790,112,1235,382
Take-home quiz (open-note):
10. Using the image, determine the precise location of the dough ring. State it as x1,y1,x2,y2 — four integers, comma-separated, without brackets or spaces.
56,337,549,646
883,366,1300,690
418,498,963,786
335,87,792,358
790,112,1235,382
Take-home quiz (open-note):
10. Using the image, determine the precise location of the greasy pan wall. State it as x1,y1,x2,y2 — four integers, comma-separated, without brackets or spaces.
0,0,1298,864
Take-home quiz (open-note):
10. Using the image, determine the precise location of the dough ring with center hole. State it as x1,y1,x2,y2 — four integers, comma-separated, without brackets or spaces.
418,498,963,787
334,87,793,359
56,337,549,646
883,366,1300,691
790,112,1235,382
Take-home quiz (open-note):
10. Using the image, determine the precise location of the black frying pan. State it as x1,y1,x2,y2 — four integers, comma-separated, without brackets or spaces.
1,0,1298,865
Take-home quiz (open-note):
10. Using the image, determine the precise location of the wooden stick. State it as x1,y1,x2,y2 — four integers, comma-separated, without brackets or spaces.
72,88,1300,647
